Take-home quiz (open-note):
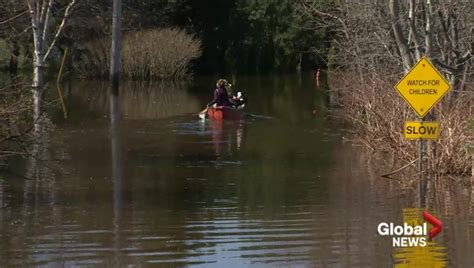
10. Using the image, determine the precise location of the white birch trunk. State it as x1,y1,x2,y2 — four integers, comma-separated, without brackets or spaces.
28,0,44,124
27,0,77,125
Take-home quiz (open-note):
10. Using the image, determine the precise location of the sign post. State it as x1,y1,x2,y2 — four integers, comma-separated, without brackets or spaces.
419,120,424,206
394,57,451,206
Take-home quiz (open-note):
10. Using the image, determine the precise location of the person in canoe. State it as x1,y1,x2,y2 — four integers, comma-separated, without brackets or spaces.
207,79,233,108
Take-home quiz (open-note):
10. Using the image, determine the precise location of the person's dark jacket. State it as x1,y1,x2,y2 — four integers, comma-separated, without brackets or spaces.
207,87,232,107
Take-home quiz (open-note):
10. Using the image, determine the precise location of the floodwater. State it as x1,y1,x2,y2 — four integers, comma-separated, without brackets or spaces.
0,73,473,267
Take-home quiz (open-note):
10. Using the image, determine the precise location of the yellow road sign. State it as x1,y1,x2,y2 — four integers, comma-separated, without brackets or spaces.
404,121,440,140
394,57,451,118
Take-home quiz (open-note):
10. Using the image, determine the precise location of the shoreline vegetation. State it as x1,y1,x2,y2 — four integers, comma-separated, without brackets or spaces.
303,0,474,179
330,71,473,178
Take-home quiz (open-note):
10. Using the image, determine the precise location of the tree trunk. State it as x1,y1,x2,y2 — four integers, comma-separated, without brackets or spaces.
408,0,421,60
26,0,77,124
110,0,122,91
32,59,44,90
8,41,20,74
425,0,434,58
32,62,44,134
29,0,44,125
389,0,412,73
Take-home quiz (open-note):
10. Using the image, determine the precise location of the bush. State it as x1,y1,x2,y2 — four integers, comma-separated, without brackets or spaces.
79,28,202,79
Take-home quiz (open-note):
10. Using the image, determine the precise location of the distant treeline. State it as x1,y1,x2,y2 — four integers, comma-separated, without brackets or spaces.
0,0,329,76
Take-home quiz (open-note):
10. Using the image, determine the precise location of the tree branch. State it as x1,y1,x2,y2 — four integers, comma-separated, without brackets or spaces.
42,0,77,62
0,10,29,26
41,0,54,53
432,59,459,74
381,158,418,178
40,0,48,25
297,0,349,39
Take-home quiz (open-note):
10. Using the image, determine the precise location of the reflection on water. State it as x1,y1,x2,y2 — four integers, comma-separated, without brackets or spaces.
205,119,244,158
393,208,447,267
110,88,124,266
67,80,201,120
0,73,473,266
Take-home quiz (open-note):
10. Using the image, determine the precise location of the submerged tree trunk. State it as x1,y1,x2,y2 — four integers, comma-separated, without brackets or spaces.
110,0,122,91
109,1,123,263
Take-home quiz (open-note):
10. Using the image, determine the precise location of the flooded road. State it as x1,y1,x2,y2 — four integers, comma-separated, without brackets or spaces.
0,74,473,266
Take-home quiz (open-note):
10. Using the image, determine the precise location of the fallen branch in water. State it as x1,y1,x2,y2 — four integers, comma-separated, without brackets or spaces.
381,158,418,178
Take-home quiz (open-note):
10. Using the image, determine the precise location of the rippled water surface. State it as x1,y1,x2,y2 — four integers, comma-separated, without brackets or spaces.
0,74,473,266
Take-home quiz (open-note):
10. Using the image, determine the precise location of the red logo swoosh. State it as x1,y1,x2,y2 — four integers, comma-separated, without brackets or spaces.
423,211,442,240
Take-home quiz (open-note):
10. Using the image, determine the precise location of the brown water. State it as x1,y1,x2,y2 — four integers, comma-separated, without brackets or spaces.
0,74,473,267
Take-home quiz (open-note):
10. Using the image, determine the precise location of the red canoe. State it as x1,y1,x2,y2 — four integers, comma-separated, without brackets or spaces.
207,106,244,120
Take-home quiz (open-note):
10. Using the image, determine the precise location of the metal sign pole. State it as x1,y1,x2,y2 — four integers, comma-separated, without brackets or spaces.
419,117,425,207
394,56,451,208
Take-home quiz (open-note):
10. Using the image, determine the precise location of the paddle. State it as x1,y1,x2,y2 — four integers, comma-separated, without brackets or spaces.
198,107,208,119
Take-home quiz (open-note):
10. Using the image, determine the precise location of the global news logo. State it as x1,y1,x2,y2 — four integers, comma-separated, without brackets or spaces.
377,211,442,247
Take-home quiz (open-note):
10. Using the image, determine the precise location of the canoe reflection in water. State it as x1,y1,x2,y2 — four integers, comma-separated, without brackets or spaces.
200,118,245,159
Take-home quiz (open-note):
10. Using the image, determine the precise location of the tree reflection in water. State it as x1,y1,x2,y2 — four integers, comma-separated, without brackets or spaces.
71,80,201,119
110,86,124,266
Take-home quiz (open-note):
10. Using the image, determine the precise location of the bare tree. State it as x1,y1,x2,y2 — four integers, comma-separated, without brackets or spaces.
297,0,473,88
25,0,77,123
297,0,474,177
389,0,473,90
